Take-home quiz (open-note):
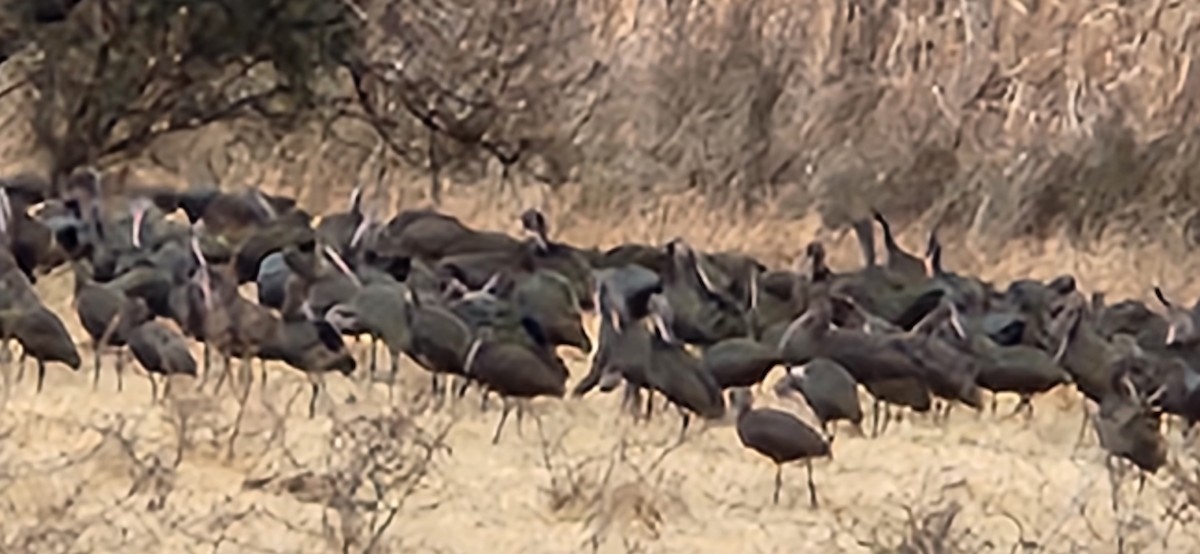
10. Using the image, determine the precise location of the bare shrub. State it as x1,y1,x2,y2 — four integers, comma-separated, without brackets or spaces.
532,424,689,552
3,1,1200,246
9,0,360,180
344,0,604,205
0,392,453,553
240,410,454,553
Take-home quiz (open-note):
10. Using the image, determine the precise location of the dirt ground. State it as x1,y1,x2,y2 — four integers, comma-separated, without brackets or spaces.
3,194,1200,554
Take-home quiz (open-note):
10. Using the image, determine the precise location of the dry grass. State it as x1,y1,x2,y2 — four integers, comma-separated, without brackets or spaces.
5,0,1200,550
2,194,1200,553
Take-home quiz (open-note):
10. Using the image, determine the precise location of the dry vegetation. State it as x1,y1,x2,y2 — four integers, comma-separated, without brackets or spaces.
4,0,1200,552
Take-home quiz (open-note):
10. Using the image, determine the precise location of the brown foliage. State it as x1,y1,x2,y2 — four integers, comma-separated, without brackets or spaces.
3,0,1200,246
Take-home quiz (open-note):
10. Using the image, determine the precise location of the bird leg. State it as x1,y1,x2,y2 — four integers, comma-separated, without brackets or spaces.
240,356,254,407
36,359,46,394
644,389,656,423
1021,395,1035,419
201,341,211,384
676,406,691,444
96,312,125,391
227,355,241,398
16,351,27,383
942,402,954,424
307,372,324,419
492,398,512,444
773,463,783,505
259,358,269,391
227,357,256,459
620,383,642,419
990,393,998,415
147,372,160,405
515,400,526,437
1106,455,1126,554
213,355,233,396
115,349,125,393
871,400,881,437
430,374,443,404
1073,400,1092,452
0,347,11,409
162,374,174,402
806,459,819,509
1105,454,1121,511
388,349,400,405
480,388,491,412
369,335,378,378
92,346,103,390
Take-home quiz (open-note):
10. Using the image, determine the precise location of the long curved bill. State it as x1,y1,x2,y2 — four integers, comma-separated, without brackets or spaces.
323,245,362,288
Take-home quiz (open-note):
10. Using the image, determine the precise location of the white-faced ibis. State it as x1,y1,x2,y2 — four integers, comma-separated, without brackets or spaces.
1092,367,1168,551
1,304,81,392
872,210,926,283
378,208,522,261
641,293,726,440
775,359,864,436
121,299,197,403
463,328,567,444
315,184,365,255
701,336,781,391
402,290,474,401
660,238,749,345
323,281,414,381
731,388,830,507
72,261,141,391
263,311,357,418
514,269,591,354
519,208,595,310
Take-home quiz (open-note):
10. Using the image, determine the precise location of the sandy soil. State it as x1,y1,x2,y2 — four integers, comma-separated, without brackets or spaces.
3,197,1200,554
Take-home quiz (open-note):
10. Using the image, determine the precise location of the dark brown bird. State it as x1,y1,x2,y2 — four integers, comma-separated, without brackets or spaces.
378,209,521,261
125,306,198,403
409,299,475,398
774,359,864,435
862,377,932,436
1091,363,1168,537
572,276,658,420
731,388,830,507
872,210,926,284
315,184,366,256
642,293,727,440
233,210,315,283
262,312,358,418
520,208,595,310
1,304,81,392
192,188,296,245
701,336,782,391
1,185,57,283
1051,294,1119,403
463,329,568,444
72,261,140,391
513,269,591,354
323,281,414,386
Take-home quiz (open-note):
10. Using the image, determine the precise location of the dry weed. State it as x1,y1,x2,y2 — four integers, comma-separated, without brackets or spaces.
532,420,692,553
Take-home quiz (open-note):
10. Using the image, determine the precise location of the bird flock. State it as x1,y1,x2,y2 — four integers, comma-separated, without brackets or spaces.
1,169,1198,509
